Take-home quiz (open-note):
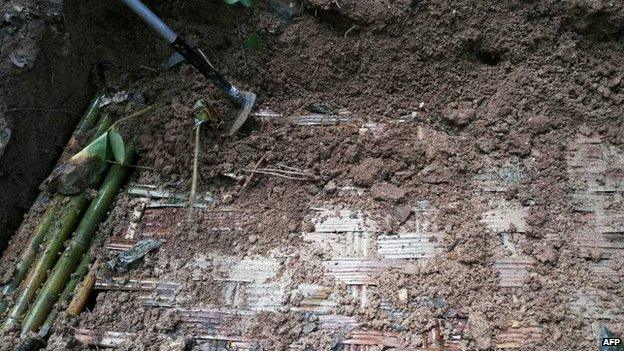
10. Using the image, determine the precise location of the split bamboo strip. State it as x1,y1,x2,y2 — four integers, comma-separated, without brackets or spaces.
21,144,136,336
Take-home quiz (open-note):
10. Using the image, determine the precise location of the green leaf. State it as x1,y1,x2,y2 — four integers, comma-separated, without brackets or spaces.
109,128,126,164
244,33,262,52
193,100,210,125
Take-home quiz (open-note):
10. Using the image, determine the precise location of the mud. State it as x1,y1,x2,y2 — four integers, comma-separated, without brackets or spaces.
1,0,624,350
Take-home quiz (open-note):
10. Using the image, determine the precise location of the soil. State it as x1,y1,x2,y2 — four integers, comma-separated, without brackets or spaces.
1,0,624,350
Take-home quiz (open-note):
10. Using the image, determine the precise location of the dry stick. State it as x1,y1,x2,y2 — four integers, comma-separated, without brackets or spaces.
113,105,156,127
0,94,104,315
243,169,308,181
240,154,266,193
188,123,201,222
3,115,113,330
256,167,313,177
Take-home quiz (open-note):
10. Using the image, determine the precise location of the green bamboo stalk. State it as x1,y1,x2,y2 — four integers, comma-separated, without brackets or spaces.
0,95,104,316
61,94,104,163
37,234,104,337
0,203,58,315
21,145,136,336
2,115,113,330
3,195,88,330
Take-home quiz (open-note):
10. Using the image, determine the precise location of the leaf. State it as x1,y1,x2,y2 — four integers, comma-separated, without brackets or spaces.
109,128,126,164
244,33,262,52
193,100,211,125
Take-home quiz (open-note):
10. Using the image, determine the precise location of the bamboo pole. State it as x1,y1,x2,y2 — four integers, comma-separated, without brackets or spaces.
21,145,136,336
37,234,104,337
2,115,113,330
0,94,104,315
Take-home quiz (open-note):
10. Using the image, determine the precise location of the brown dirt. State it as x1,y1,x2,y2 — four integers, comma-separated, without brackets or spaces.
1,0,624,350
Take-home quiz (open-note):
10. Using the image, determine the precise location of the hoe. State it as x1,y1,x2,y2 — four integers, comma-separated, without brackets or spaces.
121,0,257,134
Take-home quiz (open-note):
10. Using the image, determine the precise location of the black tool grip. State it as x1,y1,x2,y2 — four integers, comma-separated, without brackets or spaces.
171,37,245,106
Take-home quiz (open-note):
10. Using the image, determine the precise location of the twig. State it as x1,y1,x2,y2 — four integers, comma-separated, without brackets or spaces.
276,163,317,176
140,65,158,73
240,153,266,193
1,166,25,186
243,169,308,181
344,25,357,38
257,167,313,177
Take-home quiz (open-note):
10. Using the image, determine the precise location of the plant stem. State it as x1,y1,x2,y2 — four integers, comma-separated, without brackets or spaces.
21,145,136,336
188,123,201,222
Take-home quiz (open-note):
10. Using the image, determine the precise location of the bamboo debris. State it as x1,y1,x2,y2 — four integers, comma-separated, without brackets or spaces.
0,94,104,315
66,273,95,318
0,203,58,315
3,114,113,330
21,144,137,336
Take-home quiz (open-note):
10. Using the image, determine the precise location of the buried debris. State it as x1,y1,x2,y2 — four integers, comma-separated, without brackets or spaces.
108,239,165,273
127,183,214,208
19,145,137,337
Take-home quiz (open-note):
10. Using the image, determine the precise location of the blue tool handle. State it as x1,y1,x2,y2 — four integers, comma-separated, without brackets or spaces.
121,0,177,43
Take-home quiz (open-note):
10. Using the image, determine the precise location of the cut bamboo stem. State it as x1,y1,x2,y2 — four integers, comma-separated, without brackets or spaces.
66,273,96,318
21,145,136,336
2,114,113,330
38,234,105,337
0,94,104,315
3,196,87,330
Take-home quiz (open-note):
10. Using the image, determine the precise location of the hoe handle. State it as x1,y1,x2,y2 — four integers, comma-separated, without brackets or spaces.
121,0,177,43
120,0,246,106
